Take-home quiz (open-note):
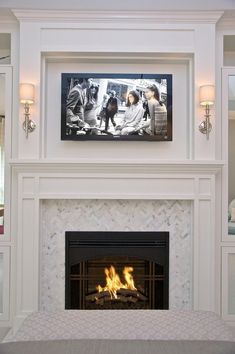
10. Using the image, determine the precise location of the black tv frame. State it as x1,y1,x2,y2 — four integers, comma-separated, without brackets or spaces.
61,73,172,141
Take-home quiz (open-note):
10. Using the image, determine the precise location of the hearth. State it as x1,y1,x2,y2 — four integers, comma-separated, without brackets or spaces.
65,231,169,310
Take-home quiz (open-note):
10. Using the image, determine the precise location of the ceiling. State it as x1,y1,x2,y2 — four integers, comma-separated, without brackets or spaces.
0,0,235,11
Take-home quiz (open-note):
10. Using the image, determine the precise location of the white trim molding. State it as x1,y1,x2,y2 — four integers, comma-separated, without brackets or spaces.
12,10,224,24
2,7,226,329
222,247,235,322
11,161,221,329
0,247,10,322
10,160,224,174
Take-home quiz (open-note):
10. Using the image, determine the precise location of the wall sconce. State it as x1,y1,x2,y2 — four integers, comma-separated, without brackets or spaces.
199,85,215,140
20,83,36,138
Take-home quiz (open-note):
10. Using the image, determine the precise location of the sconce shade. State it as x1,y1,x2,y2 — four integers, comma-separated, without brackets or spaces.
20,83,35,104
199,85,215,106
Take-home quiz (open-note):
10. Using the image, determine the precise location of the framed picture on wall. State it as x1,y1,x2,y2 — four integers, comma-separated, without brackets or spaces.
61,73,172,141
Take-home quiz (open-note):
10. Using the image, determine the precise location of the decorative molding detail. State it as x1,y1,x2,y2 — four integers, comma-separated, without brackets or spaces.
222,247,235,321
13,164,218,327
10,160,224,175
12,9,224,25
0,247,10,321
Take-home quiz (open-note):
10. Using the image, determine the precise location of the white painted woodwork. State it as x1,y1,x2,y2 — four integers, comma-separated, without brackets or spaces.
0,247,10,321
1,9,235,329
10,161,220,329
222,247,235,322
12,10,222,160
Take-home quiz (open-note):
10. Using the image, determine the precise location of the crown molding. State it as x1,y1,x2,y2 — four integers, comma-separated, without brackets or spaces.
12,9,224,25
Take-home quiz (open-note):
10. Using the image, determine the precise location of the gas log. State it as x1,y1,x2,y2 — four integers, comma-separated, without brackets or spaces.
85,288,147,304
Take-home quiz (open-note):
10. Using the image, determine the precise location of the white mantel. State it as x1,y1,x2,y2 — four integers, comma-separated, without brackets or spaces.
10,160,221,329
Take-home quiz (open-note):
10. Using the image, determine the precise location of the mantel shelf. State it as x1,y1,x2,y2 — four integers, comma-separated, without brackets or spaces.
9,159,225,175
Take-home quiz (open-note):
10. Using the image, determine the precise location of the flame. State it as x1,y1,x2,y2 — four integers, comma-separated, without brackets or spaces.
97,265,137,299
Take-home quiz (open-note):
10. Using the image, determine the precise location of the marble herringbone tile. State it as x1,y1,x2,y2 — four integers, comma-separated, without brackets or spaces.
40,199,192,311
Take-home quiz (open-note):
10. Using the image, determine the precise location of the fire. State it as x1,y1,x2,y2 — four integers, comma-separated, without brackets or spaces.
97,265,137,299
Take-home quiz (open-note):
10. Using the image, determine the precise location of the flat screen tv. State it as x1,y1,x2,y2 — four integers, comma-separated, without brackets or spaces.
61,73,172,141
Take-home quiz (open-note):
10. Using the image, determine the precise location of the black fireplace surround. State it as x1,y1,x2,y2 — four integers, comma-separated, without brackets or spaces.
65,231,169,310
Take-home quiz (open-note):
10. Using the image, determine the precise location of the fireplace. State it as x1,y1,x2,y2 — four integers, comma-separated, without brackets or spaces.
65,231,169,310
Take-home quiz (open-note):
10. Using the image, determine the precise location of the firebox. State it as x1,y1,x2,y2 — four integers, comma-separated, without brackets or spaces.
65,231,169,310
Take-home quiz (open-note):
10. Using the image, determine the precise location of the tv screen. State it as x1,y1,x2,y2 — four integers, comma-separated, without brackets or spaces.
61,73,172,141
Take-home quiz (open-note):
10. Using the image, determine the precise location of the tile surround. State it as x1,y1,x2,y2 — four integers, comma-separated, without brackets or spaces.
40,199,192,311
